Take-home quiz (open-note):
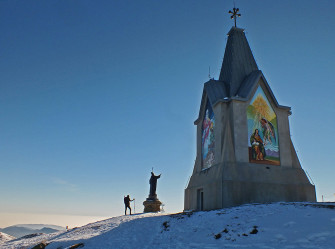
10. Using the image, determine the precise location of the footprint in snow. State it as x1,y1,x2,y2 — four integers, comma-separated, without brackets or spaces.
283,221,296,227
274,234,287,242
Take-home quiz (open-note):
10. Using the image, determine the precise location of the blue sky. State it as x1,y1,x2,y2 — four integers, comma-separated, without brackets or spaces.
1,0,335,227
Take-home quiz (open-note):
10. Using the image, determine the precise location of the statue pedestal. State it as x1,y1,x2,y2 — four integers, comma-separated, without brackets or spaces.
143,197,162,213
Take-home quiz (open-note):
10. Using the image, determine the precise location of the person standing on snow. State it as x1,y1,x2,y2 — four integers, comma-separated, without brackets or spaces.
124,195,134,215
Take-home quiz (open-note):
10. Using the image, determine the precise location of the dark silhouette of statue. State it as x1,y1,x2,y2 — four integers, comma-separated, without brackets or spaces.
149,171,161,199
143,171,162,212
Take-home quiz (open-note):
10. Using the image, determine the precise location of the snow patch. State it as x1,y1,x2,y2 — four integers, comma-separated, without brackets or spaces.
0,232,15,244
307,232,330,242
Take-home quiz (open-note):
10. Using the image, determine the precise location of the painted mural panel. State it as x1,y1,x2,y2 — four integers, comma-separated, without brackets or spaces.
247,86,280,165
202,100,215,168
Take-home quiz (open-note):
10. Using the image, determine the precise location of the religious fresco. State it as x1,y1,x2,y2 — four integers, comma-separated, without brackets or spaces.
202,100,215,168
247,86,280,165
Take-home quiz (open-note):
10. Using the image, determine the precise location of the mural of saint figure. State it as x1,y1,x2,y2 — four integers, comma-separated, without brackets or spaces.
250,129,266,160
202,100,215,168
247,86,280,165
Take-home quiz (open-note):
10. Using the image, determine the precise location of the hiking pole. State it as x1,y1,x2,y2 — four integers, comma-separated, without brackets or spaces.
133,198,136,214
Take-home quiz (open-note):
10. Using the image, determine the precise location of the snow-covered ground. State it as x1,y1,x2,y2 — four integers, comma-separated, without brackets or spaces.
0,232,15,244
2,202,335,249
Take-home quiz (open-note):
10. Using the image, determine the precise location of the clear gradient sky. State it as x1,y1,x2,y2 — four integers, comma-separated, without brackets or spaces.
1,0,335,228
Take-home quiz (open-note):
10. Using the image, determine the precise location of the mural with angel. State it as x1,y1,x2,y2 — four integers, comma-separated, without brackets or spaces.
202,100,215,168
247,86,280,165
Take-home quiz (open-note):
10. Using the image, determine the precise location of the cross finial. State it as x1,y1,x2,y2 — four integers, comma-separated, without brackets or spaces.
228,7,241,27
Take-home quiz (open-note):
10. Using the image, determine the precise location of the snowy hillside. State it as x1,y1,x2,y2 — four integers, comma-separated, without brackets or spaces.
0,232,15,244
2,202,335,249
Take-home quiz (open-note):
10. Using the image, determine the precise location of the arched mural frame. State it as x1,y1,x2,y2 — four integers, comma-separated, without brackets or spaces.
247,85,280,165
201,99,215,169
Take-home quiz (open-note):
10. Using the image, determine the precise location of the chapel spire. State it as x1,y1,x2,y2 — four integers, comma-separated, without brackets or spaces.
218,25,259,97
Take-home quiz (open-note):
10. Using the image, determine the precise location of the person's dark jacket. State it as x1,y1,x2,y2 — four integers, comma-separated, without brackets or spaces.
124,196,131,206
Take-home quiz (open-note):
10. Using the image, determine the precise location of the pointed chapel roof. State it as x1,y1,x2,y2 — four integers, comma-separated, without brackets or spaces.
194,27,292,124
219,27,258,97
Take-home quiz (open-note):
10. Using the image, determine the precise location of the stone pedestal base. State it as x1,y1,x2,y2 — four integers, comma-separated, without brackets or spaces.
143,199,162,213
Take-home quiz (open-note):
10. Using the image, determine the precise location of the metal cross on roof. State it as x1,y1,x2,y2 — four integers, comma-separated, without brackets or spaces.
228,7,241,27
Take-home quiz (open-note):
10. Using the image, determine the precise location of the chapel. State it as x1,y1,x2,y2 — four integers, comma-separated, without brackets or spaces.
184,12,316,211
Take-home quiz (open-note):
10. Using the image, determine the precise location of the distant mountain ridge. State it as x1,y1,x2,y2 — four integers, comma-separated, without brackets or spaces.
7,224,65,230
0,224,65,238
